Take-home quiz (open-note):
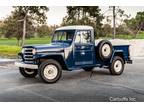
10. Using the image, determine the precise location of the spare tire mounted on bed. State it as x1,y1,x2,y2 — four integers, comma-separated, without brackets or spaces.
97,40,113,61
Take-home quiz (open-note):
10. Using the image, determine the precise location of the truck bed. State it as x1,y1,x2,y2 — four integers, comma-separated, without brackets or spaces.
95,40,131,62
95,39,130,46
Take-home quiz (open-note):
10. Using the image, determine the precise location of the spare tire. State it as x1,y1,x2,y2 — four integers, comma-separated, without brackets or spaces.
97,40,113,61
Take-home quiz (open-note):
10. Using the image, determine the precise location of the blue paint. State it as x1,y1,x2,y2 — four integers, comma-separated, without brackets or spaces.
19,26,132,71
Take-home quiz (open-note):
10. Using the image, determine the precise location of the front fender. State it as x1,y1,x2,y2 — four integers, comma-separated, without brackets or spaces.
35,53,69,70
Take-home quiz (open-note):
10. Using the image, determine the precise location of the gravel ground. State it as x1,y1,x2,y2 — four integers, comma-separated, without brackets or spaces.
0,39,143,102
0,58,143,102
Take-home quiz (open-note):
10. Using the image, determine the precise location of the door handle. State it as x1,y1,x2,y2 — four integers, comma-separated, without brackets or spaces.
81,46,85,49
81,51,85,55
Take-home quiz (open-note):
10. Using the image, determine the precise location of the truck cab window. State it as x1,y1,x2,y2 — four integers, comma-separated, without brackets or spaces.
52,30,75,43
75,30,91,44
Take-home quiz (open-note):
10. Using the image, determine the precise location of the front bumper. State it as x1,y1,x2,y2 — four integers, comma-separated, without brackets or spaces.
15,62,38,69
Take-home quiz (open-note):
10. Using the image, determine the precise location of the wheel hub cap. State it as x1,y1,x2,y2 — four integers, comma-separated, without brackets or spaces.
102,44,111,57
44,65,58,80
114,60,122,73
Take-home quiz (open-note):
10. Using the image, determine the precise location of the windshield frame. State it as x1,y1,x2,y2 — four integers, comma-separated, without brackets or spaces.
51,29,76,44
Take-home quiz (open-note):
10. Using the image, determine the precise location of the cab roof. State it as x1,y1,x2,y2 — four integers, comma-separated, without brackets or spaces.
56,25,93,31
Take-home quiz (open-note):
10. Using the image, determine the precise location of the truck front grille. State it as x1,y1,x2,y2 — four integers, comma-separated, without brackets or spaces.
23,48,34,63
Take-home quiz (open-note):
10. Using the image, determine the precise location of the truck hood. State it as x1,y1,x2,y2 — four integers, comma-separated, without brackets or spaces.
23,42,69,53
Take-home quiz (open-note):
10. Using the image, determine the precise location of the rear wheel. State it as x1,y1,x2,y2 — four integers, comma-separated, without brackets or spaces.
109,56,124,75
38,59,62,83
19,68,38,78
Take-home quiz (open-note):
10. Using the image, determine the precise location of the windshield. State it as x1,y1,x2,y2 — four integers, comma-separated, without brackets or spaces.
52,30,75,43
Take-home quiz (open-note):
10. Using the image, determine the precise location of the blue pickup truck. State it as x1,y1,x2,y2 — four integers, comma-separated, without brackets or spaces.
15,25,132,83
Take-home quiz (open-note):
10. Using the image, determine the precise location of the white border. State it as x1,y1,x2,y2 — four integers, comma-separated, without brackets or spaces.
0,0,144,6
0,102,144,108
0,0,144,107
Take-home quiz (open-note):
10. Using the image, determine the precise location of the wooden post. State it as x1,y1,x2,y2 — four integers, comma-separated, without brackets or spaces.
113,6,116,39
21,16,26,47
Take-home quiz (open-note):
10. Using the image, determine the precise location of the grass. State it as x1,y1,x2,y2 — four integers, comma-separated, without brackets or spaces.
0,37,51,58
0,37,51,45
0,33,144,58
0,45,21,58
135,33,144,39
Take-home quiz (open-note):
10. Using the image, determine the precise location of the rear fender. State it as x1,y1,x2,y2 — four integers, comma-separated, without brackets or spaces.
110,50,125,63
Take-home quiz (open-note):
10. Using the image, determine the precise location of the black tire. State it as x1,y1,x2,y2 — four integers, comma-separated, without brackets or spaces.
109,56,124,75
38,59,62,83
83,67,94,71
97,40,113,61
19,67,38,78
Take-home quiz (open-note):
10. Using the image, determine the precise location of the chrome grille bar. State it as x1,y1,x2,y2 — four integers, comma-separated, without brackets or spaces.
23,48,34,62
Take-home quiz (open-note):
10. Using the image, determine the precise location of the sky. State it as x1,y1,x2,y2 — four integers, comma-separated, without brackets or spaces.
0,6,144,26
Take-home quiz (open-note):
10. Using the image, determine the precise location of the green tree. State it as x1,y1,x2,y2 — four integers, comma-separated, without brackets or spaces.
116,24,129,35
104,6,129,38
36,25,59,38
2,13,35,45
14,6,49,46
135,11,144,31
36,25,50,37
3,6,49,46
0,21,5,38
62,6,104,38
124,11,144,38
102,24,112,37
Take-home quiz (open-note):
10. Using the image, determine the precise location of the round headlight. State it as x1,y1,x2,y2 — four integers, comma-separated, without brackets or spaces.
22,48,25,53
32,49,36,55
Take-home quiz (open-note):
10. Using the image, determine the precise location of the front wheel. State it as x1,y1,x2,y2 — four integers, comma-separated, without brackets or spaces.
19,68,38,78
38,59,62,83
109,56,124,75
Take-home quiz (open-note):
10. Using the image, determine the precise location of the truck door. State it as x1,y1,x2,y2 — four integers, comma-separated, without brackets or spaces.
74,30,94,66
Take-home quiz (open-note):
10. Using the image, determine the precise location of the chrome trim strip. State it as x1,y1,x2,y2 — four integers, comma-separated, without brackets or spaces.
36,48,64,53
15,62,38,69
